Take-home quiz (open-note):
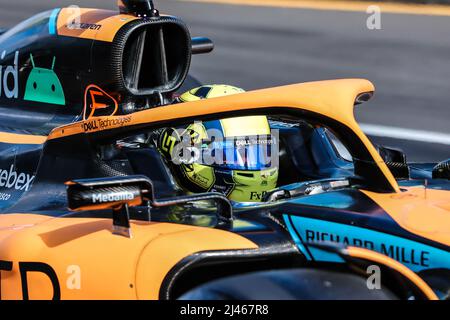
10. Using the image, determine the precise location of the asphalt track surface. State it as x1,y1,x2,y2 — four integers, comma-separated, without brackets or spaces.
1,0,449,162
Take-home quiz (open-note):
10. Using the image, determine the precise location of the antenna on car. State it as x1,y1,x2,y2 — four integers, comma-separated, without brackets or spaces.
118,0,160,18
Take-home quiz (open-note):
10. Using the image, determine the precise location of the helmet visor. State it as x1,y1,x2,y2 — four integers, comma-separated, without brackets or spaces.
200,134,277,170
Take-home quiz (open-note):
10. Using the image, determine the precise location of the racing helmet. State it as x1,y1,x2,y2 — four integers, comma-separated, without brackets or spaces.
159,85,278,202
177,84,246,102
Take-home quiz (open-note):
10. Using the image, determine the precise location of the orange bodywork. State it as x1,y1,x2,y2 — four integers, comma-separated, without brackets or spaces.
0,214,257,300
362,187,450,247
0,132,46,145
56,8,138,42
347,247,439,300
1,79,442,300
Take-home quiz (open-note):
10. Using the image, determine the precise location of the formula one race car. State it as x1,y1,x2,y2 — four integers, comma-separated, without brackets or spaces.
0,0,448,300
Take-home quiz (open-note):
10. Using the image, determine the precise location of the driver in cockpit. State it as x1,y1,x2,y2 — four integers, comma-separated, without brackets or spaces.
155,84,279,202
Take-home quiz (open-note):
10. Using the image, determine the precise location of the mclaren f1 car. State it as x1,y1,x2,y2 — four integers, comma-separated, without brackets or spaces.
0,0,448,300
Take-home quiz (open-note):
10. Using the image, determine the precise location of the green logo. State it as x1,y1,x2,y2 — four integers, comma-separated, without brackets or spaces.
24,54,65,106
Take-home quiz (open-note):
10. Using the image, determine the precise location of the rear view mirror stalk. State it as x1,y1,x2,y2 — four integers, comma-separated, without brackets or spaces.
191,37,214,55
66,175,233,237
113,204,132,238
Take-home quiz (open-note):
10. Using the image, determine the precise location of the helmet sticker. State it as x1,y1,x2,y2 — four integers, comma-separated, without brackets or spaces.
179,84,245,102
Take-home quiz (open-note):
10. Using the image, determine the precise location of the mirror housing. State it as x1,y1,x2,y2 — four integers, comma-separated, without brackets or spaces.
376,145,410,179
191,37,214,55
354,91,373,105
432,159,450,179
66,177,144,211
66,175,233,237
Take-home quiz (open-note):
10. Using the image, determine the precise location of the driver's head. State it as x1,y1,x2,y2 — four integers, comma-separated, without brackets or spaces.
158,85,278,202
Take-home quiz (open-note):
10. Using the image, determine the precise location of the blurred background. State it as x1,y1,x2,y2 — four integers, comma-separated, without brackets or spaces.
0,0,449,162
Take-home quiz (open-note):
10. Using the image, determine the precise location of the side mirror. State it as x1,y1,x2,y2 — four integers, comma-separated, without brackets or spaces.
66,175,233,238
191,37,214,55
376,145,410,179
432,159,450,179
354,91,373,105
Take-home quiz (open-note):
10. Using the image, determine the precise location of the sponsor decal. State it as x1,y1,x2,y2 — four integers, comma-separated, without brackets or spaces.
249,191,267,201
0,164,35,192
82,116,132,132
92,191,135,203
0,51,19,99
284,215,450,272
191,174,209,187
234,136,274,148
67,22,102,31
24,54,65,105
0,260,82,300
0,192,11,200
0,260,60,300
83,85,118,120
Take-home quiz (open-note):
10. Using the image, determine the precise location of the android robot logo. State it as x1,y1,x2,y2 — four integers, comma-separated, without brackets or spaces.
24,54,65,105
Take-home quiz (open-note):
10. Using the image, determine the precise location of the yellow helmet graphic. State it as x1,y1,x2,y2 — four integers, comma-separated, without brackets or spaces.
177,84,245,102
159,85,278,202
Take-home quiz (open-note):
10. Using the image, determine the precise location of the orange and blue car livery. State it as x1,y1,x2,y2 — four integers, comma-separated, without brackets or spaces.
0,2,448,300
